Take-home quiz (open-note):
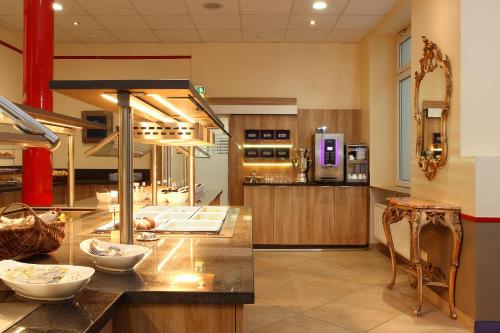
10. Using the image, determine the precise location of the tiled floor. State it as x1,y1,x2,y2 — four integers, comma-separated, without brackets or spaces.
245,249,471,333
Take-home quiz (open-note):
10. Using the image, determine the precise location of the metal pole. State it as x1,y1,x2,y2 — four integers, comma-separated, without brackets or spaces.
165,146,171,185
188,146,195,206
151,144,157,205
117,91,134,244
183,154,188,188
67,134,75,207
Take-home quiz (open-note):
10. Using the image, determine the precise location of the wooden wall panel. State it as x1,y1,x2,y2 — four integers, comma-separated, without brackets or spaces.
244,186,274,244
228,110,360,205
297,109,362,151
113,303,237,333
302,186,334,244
229,115,297,206
273,186,303,244
333,186,369,245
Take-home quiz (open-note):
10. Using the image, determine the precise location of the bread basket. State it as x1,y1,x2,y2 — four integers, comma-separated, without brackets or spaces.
0,203,65,260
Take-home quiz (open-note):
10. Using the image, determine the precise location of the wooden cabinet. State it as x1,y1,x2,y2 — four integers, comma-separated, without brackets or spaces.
273,186,303,244
243,185,368,246
333,187,369,245
302,186,335,244
244,186,274,244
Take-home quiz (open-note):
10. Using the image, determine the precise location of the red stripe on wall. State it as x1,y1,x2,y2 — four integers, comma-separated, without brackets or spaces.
0,40,22,54
53,55,192,60
461,214,500,223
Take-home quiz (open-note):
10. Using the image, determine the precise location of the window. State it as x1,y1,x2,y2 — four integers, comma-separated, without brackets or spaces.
396,32,411,186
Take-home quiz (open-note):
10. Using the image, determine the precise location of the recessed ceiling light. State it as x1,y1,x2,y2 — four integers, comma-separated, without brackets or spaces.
73,21,80,26
52,3,63,11
312,1,327,10
310,20,316,26
203,2,223,10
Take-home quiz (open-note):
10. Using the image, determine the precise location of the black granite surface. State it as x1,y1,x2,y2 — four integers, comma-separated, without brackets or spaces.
0,205,254,332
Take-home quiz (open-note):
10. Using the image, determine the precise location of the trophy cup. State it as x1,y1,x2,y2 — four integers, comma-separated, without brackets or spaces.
292,147,312,183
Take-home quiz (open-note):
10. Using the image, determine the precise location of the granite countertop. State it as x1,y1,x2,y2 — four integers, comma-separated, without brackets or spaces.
0,201,253,332
243,181,369,187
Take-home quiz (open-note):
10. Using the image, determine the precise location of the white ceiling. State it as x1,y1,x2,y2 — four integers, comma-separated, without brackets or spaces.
0,0,399,44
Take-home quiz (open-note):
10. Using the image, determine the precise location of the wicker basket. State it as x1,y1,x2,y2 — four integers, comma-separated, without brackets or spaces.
0,203,65,260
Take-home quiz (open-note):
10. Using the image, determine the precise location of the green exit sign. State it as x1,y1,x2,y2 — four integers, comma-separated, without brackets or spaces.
195,86,206,95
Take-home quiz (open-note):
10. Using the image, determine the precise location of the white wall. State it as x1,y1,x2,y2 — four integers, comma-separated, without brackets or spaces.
461,0,500,157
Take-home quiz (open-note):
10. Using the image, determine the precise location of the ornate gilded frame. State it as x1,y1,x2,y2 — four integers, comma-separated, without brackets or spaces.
414,36,452,180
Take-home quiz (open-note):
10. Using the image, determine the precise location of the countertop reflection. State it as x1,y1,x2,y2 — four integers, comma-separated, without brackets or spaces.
0,204,254,333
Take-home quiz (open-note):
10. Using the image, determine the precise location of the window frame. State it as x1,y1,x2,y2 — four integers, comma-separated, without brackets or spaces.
395,30,411,188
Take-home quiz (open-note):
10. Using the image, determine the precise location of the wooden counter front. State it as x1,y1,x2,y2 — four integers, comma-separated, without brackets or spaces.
244,185,368,246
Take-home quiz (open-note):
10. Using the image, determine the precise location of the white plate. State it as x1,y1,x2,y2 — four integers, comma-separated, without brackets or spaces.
80,239,150,272
156,219,224,233
0,260,94,301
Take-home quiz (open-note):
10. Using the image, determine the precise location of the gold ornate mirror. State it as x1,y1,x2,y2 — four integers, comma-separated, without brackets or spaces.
414,36,452,180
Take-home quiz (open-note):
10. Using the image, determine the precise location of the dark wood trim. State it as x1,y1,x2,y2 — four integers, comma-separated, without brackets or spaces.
54,55,191,60
206,97,297,105
0,39,22,54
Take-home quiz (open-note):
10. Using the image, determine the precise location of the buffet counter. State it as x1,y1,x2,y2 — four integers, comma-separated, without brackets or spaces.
244,184,368,246
0,198,252,332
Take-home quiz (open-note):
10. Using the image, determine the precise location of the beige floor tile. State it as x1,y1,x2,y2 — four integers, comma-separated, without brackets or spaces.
367,309,472,333
258,285,339,313
334,264,393,285
251,250,469,333
342,285,415,313
257,266,372,300
304,292,401,332
254,251,309,273
251,314,357,333
286,258,351,276
245,299,296,331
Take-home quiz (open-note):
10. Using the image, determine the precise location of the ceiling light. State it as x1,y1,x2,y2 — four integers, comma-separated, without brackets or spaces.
148,94,196,124
203,2,223,10
73,21,80,26
310,20,316,26
312,1,327,10
52,3,63,11
101,94,176,123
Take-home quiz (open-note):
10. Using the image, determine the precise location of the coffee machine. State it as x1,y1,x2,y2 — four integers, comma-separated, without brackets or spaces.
314,128,344,182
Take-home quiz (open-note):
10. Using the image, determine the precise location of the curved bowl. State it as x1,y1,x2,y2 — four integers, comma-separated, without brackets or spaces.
0,260,94,301
80,239,150,272
96,191,113,203
165,191,189,204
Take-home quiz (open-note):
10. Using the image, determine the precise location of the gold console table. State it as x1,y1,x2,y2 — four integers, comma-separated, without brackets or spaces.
382,197,462,319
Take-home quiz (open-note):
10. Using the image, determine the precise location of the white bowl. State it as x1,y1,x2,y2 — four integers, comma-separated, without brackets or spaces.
80,239,150,272
0,260,94,301
165,191,189,204
96,191,113,203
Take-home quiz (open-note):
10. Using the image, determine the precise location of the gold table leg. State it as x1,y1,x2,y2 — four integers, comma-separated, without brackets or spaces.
447,211,462,320
383,208,397,289
411,211,423,316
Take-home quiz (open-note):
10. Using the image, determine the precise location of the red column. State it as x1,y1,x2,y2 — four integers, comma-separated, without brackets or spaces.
22,0,54,206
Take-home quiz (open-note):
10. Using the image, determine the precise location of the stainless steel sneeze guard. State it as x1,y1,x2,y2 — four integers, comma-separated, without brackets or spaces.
0,95,60,150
